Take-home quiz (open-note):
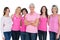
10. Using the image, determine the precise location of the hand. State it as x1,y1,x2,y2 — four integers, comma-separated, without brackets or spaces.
2,37,5,40
56,34,59,39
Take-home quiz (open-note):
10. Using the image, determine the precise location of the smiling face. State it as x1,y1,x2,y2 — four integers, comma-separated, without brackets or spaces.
16,7,21,14
52,5,58,14
4,7,10,16
52,7,58,14
22,10,27,16
5,9,10,15
42,7,46,14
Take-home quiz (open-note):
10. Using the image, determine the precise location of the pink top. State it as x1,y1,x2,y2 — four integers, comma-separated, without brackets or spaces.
11,14,21,31
20,17,26,32
25,12,40,33
49,15,58,33
38,16,48,31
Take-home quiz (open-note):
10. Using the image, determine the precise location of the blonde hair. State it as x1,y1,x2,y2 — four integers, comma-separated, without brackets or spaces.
15,6,21,13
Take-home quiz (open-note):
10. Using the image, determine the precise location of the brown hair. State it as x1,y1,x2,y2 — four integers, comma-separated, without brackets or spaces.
3,7,10,16
40,6,48,18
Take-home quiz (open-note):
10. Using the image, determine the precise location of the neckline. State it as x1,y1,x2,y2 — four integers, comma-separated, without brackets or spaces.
3,16,10,18
29,12,35,15
40,15,47,18
14,14,21,18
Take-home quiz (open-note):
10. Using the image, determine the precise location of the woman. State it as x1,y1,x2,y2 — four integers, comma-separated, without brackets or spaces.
20,8,28,40
49,5,60,40
25,3,40,40
1,7,13,40
11,7,22,40
38,6,48,40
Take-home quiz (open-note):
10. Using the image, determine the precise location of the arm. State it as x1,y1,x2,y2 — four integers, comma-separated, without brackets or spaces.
20,16,22,26
24,19,31,26
0,18,5,39
58,15,60,34
31,14,40,26
31,18,39,26
20,19,22,26
56,15,60,39
11,14,14,20
48,15,50,26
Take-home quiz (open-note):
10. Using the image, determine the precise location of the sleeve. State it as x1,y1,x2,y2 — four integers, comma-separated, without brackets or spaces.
0,17,4,37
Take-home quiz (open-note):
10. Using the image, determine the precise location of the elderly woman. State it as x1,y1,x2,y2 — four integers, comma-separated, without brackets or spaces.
25,3,40,40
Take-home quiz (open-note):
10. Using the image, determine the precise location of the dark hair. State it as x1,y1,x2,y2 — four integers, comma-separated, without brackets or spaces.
40,6,48,18
52,5,58,13
3,7,10,16
21,8,28,15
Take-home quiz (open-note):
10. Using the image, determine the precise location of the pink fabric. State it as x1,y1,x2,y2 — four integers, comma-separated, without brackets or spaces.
25,12,40,33
11,14,21,31
20,17,26,32
49,15,58,33
38,16,48,31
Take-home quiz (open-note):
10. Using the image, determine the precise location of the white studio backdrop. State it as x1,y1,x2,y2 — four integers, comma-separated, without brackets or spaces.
0,0,60,40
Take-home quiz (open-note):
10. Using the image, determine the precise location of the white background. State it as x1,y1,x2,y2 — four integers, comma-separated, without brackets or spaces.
0,0,60,40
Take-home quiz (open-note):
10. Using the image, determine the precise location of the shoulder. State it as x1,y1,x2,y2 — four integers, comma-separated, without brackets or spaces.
58,14,60,19
26,14,29,16
35,12,40,18
25,14,29,17
1,16,5,22
1,16,5,19
58,14,60,16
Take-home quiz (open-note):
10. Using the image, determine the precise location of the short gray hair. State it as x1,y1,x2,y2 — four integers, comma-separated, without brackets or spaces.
29,3,35,8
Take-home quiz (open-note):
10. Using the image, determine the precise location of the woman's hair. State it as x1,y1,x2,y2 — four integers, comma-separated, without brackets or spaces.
52,5,58,13
16,7,21,10
21,8,28,15
3,7,10,16
29,3,35,8
15,6,21,13
40,6,48,18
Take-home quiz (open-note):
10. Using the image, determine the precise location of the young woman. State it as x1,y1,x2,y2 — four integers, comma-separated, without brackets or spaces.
11,7,22,40
1,7,13,40
20,8,28,40
38,6,48,40
25,3,40,40
49,5,60,40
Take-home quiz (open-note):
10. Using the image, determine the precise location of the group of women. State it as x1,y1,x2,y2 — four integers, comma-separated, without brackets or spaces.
1,3,60,40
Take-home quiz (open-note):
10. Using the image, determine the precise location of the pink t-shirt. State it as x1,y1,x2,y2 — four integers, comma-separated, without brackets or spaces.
20,17,26,32
25,12,40,33
49,15,58,33
38,16,48,31
11,14,21,31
